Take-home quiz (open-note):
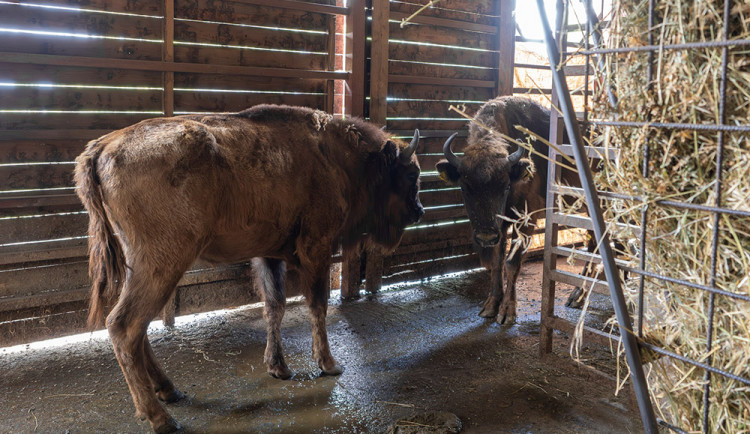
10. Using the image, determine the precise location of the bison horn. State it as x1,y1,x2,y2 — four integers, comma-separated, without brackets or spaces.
442,133,461,168
508,144,526,165
402,129,420,159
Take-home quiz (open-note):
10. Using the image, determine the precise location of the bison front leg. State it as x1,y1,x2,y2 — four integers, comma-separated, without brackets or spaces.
479,238,506,319
253,258,292,380
306,267,343,376
499,224,534,324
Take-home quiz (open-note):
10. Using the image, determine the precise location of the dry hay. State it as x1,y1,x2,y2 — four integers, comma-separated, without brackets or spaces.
584,0,750,431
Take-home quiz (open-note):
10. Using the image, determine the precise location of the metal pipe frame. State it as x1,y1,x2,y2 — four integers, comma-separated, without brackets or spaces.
535,0,659,431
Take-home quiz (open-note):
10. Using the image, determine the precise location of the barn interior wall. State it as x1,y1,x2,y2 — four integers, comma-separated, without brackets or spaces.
0,0,516,347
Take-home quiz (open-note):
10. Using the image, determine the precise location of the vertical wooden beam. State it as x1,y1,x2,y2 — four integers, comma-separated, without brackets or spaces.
497,0,516,97
325,14,337,114
540,0,567,355
345,0,366,117
161,0,176,326
363,0,390,294
341,0,367,299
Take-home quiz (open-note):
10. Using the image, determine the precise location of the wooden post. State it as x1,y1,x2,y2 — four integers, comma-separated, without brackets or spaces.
161,0,176,326
341,0,367,299
497,0,516,97
540,0,567,355
325,12,337,114
362,0,390,294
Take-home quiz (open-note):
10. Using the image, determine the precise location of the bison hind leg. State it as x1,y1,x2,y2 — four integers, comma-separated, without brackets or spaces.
106,255,192,433
254,258,293,380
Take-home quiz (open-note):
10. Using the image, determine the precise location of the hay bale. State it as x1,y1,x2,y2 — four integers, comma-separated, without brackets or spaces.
587,0,750,431
595,0,750,432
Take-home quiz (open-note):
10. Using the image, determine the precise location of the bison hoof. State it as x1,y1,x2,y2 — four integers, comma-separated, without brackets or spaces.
268,364,293,380
498,312,516,325
158,389,185,404
321,363,344,376
152,417,182,434
479,296,500,318
565,288,585,308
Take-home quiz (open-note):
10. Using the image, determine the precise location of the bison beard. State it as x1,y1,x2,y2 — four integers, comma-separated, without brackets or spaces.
74,105,422,433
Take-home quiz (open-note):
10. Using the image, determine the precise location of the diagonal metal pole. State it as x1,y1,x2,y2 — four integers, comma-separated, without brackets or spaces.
534,1,659,432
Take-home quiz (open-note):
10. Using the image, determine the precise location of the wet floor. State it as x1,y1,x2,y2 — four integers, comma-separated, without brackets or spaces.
0,259,640,433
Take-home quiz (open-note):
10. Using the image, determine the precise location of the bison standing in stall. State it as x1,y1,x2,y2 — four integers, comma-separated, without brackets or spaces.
436,96,578,324
74,105,423,433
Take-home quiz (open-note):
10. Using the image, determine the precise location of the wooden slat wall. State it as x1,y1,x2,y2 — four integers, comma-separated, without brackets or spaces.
371,0,509,284
0,0,346,347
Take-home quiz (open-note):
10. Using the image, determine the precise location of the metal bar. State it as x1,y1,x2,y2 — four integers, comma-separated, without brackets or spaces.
535,1,659,431
582,38,750,55
702,1,732,430
658,419,692,434
638,341,750,387
583,0,617,107
637,0,656,339
620,266,750,303
590,120,750,133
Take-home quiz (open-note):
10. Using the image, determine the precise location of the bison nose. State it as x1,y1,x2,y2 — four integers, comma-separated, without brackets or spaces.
474,232,500,247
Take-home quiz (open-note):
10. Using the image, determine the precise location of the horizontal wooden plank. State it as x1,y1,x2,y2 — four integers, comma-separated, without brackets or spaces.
389,74,495,88
388,100,482,118
0,3,162,39
0,163,76,190
0,34,162,61
386,119,470,131
389,11,497,34
385,242,475,268
0,287,89,313
173,44,328,70
176,0,337,29
0,52,349,80
0,190,81,211
0,130,114,141
390,1,497,25
388,39,497,67
400,220,473,246
0,64,164,87
174,73,326,93
388,83,494,102
175,91,325,112
213,0,347,17
0,140,87,164
0,113,157,132
419,204,467,223
418,187,463,207
412,136,469,155
383,253,480,283
0,212,88,245
389,21,495,51
0,259,89,299
0,239,87,266
25,0,161,15
390,236,474,257
174,19,328,52
388,60,495,82
0,87,163,112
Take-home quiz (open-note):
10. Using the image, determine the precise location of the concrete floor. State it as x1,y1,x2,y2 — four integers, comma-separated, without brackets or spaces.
0,259,641,433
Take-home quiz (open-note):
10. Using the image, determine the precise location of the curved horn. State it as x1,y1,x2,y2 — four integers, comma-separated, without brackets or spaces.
508,144,526,165
401,129,420,159
442,133,461,168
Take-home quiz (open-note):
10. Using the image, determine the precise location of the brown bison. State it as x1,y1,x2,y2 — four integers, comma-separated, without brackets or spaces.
436,96,579,324
74,105,423,432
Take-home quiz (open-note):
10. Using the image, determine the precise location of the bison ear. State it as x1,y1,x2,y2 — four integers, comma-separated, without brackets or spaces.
436,159,460,186
383,140,399,164
509,158,535,183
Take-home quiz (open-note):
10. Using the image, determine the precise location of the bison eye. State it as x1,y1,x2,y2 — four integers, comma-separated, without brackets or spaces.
407,172,419,183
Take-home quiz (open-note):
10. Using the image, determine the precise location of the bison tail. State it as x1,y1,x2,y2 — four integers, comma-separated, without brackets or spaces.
74,142,126,330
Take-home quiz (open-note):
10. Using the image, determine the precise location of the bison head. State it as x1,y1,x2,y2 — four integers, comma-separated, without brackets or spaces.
369,130,424,251
436,133,533,248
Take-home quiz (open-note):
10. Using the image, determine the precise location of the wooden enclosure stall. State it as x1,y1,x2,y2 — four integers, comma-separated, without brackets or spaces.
0,0,528,348
0,0,351,347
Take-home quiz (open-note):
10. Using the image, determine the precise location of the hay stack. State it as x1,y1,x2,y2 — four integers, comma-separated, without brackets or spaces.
589,0,750,431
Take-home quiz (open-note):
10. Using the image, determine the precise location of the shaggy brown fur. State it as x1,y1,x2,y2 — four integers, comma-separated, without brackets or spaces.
74,105,422,433
436,96,576,324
